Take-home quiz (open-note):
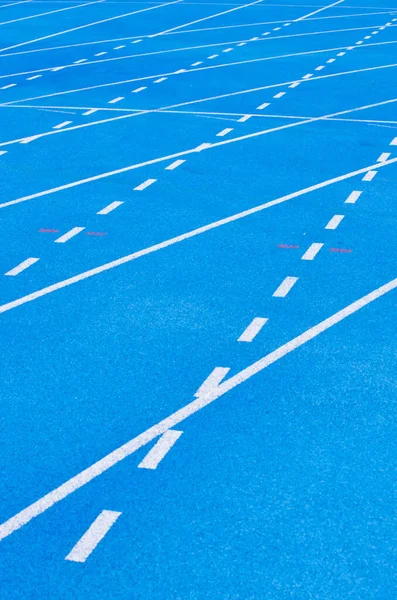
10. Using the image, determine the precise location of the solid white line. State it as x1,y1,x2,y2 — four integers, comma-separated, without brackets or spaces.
108,96,124,104
362,170,377,181
237,317,268,342
165,159,185,170
97,201,123,215
0,0,31,8
325,214,344,230
53,120,72,129
65,510,121,563
132,86,146,93
294,0,344,22
216,127,233,136
0,0,99,25
134,178,156,191
345,190,362,204
194,367,230,398
3,276,396,542
301,242,324,261
257,102,270,110
0,150,7,155
54,227,85,243
138,430,183,469
5,257,39,276
377,152,390,162
272,276,298,297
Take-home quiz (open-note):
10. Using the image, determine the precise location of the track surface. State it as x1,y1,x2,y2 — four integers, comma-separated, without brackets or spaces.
0,0,396,598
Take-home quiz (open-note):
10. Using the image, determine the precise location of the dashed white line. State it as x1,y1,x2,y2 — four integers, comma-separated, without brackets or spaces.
216,127,233,137
302,73,312,79
65,510,121,563
191,62,202,67
289,82,300,88
26,74,42,80
362,170,377,181
1,83,16,89
238,114,251,122
272,276,298,298
134,178,156,191
377,152,391,162
54,226,85,243
114,45,125,50
51,66,65,72
83,108,98,115
52,120,72,129
174,69,186,74
138,430,183,470
315,65,325,71
194,367,230,398
132,86,147,93
222,48,233,53
5,257,39,276
301,242,324,261
154,77,167,83
273,92,285,98
208,54,218,59
165,159,185,170
97,201,124,215
337,51,346,56
108,96,124,104
325,214,344,230
131,39,142,44
73,58,87,64
257,101,270,110
238,317,268,342
345,190,362,204
390,137,397,146
236,42,246,46
0,150,7,155
94,52,107,57
326,58,336,63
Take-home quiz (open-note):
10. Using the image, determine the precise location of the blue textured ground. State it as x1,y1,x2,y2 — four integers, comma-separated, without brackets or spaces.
0,0,397,598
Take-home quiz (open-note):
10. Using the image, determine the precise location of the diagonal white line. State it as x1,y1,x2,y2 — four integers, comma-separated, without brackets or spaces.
0,0,103,27
294,0,345,22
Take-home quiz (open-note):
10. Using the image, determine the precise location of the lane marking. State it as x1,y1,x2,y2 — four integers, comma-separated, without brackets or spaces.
257,102,270,110
165,159,185,170
54,227,85,243
108,96,124,104
345,190,362,204
73,58,87,64
191,62,202,67
0,0,104,27
325,214,344,230
302,73,312,79
326,58,336,63
208,54,218,59
134,178,157,191
138,430,183,469
0,150,7,155
377,152,391,162
238,317,268,342
1,83,16,89
65,510,121,563
273,92,285,98
238,114,251,122
294,0,345,22
53,120,72,129
390,137,397,146
5,257,39,276
216,127,233,137
83,108,98,115
97,201,123,215
272,276,298,297
289,82,300,88
51,66,66,72
114,45,125,50
315,65,325,70
194,367,230,398
362,170,377,181
95,52,106,57
154,77,167,83
301,242,324,261
132,86,147,93
26,75,42,80
223,48,233,53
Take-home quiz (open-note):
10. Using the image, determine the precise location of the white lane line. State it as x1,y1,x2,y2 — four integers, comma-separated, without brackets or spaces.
223,48,233,53
132,39,142,44
355,40,363,45
54,227,85,243
345,190,362,204
154,77,167,83
273,27,281,31
257,101,270,110
301,242,324,261
108,96,124,104
362,170,377,181
315,65,325,70
165,159,185,170
0,0,104,27
326,58,336,63
0,149,7,155
0,0,32,8
272,276,298,297
238,114,251,122
208,54,218,59
237,42,246,46
302,73,312,79
238,317,268,342
1,83,16,89
377,152,391,162
97,201,123,215
20,135,40,144
364,35,371,40
26,75,42,80
132,86,146,93
191,62,202,67
5,257,39,276
51,66,66,72
65,510,121,563
325,214,344,230
273,92,285,98
134,178,156,191
337,51,346,56
83,108,98,115
289,82,300,88
53,120,72,129
174,68,186,74
294,0,344,22
95,52,107,57
73,58,87,64
216,127,233,137
390,137,397,146
114,45,125,50
194,367,230,398
138,430,183,469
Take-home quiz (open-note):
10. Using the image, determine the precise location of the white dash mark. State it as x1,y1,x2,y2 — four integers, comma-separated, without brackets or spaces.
377,152,391,163
355,40,363,45
132,39,142,44
54,227,85,243
174,69,186,74
154,77,167,83
262,32,270,36
257,102,270,110
390,137,397,146
114,45,125,50
165,159,185,171
191,62,202,67
216,128,233,137
1,83,16,89
83,109,98,116
347,46,354,50
208,54,218,59
238,115,251,122
364,36,371,40
51,66,65,72
326,58,336,63
372,31,378,35
249,37,259,41
20,135,40,144
238,317,268,342
284,22,291,26
272,276,298,298
134,178,156,191
302,73,312,79
194,367,230,398
97,201,124,215
132,86,147,93
273,92,285,99
345,190,362,204
26,75,42,81
236,42,246,46
362,170,377,182
138,430,183,470
195,142,211,152
95,52,107,57
301,242,324,261
74,59,87,64
315,65,325,71
273,27,281,31
337,52,345,56
5,257,39,276
289,82,300,88
52,121,72,130
325,214,344,230
108,96,124,104
222,48,233,53
65,510,121,563
0,150,7,155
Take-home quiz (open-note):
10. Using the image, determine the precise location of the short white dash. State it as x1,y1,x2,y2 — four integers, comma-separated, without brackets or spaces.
238,114,251,122
289,82,300,88
273,92,285,99
236,42,246,46
195,142,212,152
337,52,346,56
20,135,40,144
301,242,324,261
153,77,167,83
65,510,121,563
362,170,377,182
174,69,186,74
97,201,124,215
315,65,325,71
347,46,354,50
257,102,270,110
53,120,72,129
114,45,125,50
165,159,185,171
194,367,230,398
134,178,156,191
208,54,218,59
5,257,39,277
108,96,124,104
326,58,336,63
132,39,142,44
262,32,270,36
355,40,363,45
216,128,233,137
249,37,259,41
325,214,344,230
83,109,98,116
1,83,16,89
238,317,268,342
95,52,107,57
51,66,65,72
283,22,291,27
372,31,379,35
273,27,281,31
138,430,183,470
191,62,202,66
345,190,362,204
377,152,390,163
364,36,371,40
0,150,7,156
74,59,87,64
132,86,147,93
222,48,233,52
26,75,42,81
54,227,85,243
390,137,397,146
272,276,298,298
302,73,312,79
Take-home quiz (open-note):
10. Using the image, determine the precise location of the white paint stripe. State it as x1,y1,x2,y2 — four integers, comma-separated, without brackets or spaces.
53,120,72,129
134,178,156,191
194,367,230,398
216,127,233,137
377,152,390,162
337,51,346,56
132,39,142,44
54,227,85,243
108,96,124,104
302,73,312,79
165,159,185,170
26,75,42,80
257,102,270,110
272,276,298,297
97,201,123,215
51,66,65,72
114,45,125,50
73,58,87,64
1,83,16,89
223,48,233,53
132,86,146,93
191,62,202,67
0,150,7,155
0,0,31,8
0,0,103,27
301,242,324,261
327,58,336,63
3,276,395,543
65,510,121,563
83,108,98,115
273,92,285,98
154,77,167,83
138,430,183,469
95,52,106,57
289,82,300,88
238,114,251,122
208,54,218,59
345,190,362,204
390,137,397,146
294,0,344,22
238,317,268,342
325,214,344,230
362,170,377,181
315,65,325,70
5,257,39,276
